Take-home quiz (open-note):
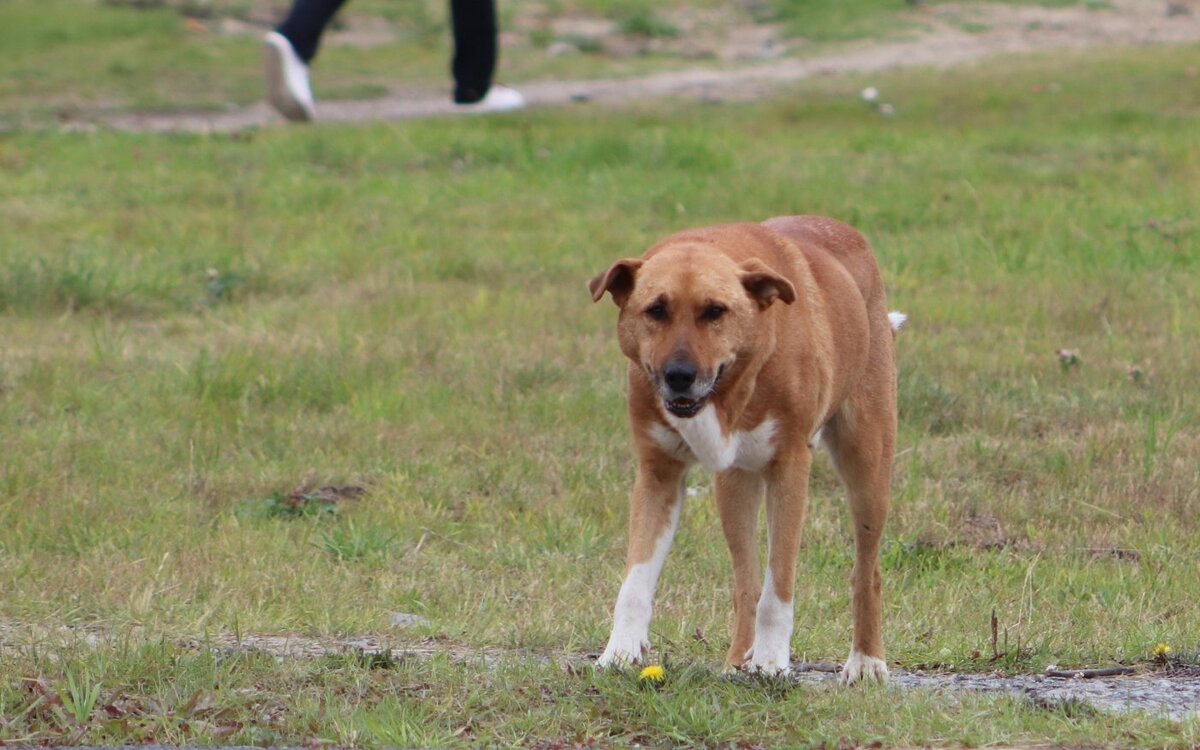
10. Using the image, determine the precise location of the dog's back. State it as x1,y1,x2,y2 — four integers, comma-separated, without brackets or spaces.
762,215,886,312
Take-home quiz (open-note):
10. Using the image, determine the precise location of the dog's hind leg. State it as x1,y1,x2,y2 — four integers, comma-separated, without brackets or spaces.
598,459,687,668
824,363,896,684
714,468,765,668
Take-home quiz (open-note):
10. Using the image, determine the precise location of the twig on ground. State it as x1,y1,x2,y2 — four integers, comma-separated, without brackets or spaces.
1044,666,1137,679
794,662,841,673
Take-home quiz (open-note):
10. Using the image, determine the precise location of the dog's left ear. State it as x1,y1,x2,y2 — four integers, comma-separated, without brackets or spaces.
739,259,796,310
588,258,644,307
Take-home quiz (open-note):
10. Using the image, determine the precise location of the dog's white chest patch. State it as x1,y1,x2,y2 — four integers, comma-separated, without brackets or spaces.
650,406,777,473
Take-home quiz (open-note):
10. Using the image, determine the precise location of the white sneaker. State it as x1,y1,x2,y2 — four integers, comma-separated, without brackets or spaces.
453,85,526,115
263,31,315,122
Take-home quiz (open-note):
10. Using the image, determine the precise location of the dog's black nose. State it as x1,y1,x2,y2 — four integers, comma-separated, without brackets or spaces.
663,362,698,393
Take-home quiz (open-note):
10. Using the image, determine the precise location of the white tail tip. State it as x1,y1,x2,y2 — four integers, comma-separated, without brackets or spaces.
888,312,907,332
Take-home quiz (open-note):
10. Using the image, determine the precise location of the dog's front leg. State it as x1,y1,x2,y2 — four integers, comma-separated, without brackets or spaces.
744,448,812,675
715,469,765,668
598,459,686,668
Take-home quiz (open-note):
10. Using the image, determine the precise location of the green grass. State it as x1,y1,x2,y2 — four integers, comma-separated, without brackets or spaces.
2,29,1200,749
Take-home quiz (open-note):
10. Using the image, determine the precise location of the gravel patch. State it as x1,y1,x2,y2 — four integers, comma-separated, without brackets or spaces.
793,666,1200,723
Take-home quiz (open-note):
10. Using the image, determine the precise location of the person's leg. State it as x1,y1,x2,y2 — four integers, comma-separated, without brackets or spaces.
265,0,346,121
277,0,349,63
449,0,497,104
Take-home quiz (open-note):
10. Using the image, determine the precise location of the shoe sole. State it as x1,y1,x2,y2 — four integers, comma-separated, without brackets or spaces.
453,89,526,115
454,102,525,114
263,36,313,122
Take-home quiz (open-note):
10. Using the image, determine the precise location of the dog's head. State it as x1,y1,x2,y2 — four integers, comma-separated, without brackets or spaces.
589,244,796,418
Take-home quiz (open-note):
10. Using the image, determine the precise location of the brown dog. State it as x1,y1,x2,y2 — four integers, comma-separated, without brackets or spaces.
588,215,903,683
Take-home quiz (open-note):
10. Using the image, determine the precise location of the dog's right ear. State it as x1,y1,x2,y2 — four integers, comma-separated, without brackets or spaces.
588,259,644,307
739,258,796,310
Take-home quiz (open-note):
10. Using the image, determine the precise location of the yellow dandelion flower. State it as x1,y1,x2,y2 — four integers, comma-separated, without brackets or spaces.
638,665,665,683
1153,643,1171,657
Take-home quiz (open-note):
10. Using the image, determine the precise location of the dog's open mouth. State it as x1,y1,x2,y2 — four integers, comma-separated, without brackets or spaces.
664,396,707,418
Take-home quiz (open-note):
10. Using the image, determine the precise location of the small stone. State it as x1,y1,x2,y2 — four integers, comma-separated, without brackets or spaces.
390,612,431,629
547,41,579,57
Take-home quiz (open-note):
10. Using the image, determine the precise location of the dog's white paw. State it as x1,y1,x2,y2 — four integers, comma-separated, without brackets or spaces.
839,649,889,685
597,636,649,669
743,644,791,676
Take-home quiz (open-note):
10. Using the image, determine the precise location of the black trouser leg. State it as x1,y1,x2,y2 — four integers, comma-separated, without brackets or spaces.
276,0,349,63
450,0,498,103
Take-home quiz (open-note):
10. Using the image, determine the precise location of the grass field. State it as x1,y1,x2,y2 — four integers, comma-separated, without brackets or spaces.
3,0,1200,745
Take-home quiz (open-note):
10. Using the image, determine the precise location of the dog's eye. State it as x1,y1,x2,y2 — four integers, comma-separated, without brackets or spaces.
644,303,668,321
701,305,727,323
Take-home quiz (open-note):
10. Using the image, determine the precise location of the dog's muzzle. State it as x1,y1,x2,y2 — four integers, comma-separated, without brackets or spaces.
657,362,725,418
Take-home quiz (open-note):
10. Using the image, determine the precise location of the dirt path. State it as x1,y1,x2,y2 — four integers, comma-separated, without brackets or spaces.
192,632,1200,722
4,622,1197,723
92,0,1200,134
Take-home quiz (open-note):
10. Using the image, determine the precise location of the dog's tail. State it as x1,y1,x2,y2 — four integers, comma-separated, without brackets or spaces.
888,312,907,334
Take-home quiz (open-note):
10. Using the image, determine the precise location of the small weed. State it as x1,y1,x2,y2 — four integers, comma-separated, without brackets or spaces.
1153,643,1200,671
1029,695,1101,719
1140,407,1183,481
236,485,364,521
353,699,457,748
1152,642,1172,664
357,648,407,670
529,26,554,48
617,10,679,38
881,539,966,576
898,371,962,435
559,34,604,54
1055,348,1081,373
202,268,244,306
101,0,167,8
315,521,396,561
324,648,409,671
59,669,103,725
